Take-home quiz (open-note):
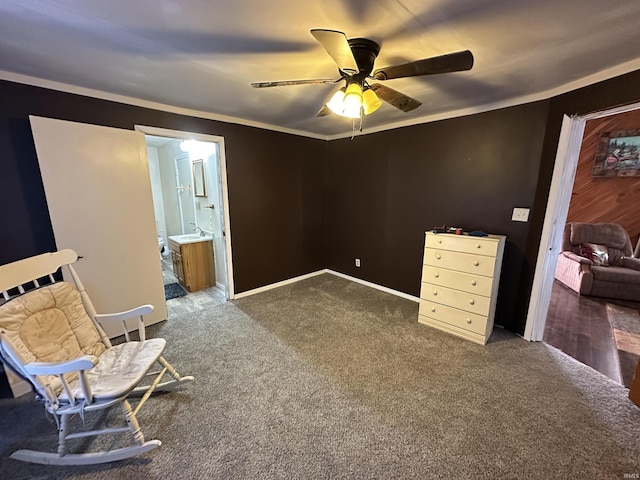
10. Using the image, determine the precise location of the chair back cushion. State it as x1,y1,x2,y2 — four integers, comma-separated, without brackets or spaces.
0,282,106,396
566,222,633,264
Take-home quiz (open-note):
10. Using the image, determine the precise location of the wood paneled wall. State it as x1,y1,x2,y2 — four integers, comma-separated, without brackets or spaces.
567,110,640,248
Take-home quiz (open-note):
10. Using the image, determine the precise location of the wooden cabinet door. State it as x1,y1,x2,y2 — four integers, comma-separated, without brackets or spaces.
171,250,185,284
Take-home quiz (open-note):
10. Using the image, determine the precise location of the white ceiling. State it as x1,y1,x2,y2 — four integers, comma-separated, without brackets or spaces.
1,0,640,139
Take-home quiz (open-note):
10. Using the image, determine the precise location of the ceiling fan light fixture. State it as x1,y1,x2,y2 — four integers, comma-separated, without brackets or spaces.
342,82,363,118
253,29,475,129
326,87,346,116
362,88,382,115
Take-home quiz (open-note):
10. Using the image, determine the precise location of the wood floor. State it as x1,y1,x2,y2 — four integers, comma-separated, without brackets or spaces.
543,280,624,385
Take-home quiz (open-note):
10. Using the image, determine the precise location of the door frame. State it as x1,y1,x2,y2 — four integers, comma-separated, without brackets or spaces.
524,101,640,340
135,125,235,300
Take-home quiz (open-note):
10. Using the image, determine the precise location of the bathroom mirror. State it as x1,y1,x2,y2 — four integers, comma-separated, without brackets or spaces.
192,159,206,197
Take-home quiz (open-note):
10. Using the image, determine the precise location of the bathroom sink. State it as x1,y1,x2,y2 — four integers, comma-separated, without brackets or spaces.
168,233,209,245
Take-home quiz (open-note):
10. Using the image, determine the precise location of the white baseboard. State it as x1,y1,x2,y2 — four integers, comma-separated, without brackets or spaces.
215,282,227,296
326,270,420,303
232,268,419,303
232,270,326,299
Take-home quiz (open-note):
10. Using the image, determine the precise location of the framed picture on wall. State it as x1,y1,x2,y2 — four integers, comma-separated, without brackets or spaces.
593,129,640,177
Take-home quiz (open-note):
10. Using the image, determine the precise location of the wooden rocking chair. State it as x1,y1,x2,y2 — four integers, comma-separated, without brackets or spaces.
0,249,193,465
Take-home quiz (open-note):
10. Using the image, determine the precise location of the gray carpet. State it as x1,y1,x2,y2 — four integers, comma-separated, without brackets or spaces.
1,273,640,479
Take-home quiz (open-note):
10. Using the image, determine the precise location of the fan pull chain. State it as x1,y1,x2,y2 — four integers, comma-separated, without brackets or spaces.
349,114,364,140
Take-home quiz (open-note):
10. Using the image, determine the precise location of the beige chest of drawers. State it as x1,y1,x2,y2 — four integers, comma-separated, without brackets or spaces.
418,231,506,344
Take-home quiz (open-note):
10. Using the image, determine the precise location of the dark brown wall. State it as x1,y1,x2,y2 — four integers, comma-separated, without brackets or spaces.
0,80,326,293
4,68,640,335
326,102,549,331
323,69,640,335
566,110,640,246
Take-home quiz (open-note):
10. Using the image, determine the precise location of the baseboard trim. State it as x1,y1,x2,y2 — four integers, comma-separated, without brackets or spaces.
215,283,227,296
232,269,419,303
326,270,420,303
233,270,327,299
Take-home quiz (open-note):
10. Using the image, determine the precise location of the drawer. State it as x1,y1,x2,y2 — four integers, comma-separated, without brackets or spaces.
423,248,496,277
419,300,487,336
421,265,493,297
420,282,490,317
425,233,498,257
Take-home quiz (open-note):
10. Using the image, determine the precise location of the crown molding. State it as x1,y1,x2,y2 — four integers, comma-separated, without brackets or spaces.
0,70,327,141
3,55,640,143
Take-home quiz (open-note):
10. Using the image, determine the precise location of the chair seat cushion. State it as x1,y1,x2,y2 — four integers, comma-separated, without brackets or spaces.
591,265,640,283
60,338,166,401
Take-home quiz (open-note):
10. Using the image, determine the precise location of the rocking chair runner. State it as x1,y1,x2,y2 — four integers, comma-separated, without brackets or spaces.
0,249,194,465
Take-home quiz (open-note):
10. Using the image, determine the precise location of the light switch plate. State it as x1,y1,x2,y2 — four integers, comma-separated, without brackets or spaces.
512,207,530,222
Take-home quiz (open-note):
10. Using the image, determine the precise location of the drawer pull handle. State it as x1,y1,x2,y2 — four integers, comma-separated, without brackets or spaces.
438,239,442,243
476,244,481,248
434,272,440,278
433,290,438,296
431,307,436,312
436,254,441,260
473,260,479,266
469,299,475,305
471,280,477,286
466,318,472,324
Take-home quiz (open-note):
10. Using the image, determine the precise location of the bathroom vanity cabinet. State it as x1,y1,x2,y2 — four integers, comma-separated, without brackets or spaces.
168,237,215,292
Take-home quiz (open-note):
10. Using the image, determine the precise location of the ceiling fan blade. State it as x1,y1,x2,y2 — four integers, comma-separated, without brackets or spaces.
373,50,474,80
310,29,359,74
251,78,339,88
369,84,422,112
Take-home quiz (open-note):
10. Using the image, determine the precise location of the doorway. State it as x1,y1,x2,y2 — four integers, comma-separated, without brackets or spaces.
137,125,235,305
525,101,640,343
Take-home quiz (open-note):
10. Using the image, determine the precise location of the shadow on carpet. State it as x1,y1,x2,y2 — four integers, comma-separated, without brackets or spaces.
164,282,187,300
606,302,640,388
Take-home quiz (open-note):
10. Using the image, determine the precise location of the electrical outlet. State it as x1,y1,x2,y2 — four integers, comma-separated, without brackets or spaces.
355,258,361,267
512,207,530,222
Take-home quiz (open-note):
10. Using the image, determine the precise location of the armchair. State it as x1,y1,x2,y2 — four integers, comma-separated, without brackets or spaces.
554,222,640,301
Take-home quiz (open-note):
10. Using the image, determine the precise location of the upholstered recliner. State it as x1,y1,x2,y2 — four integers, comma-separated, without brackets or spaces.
554,222,640,301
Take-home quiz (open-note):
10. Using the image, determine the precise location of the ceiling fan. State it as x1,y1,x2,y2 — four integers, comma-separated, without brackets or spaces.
251,29,474,120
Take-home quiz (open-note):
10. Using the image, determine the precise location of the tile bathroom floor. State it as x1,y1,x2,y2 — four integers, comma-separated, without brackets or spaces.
161,255,226,318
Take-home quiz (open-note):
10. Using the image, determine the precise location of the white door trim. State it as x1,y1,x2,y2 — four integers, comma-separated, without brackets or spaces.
134,125,235,300
524,100,640,341
524,115,585,341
